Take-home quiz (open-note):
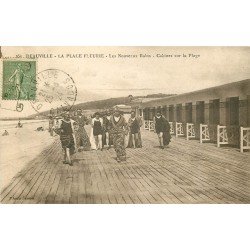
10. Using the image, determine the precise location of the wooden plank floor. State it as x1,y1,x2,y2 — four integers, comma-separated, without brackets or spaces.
1,129,250,204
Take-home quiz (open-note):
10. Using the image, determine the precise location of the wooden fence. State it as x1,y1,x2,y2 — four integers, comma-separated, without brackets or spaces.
240,127,250,153
186,123,195,140
200,124,210,143
169,122,175,135
142,120,249,153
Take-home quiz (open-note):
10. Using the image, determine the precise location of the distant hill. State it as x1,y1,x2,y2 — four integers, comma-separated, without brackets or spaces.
73,96,132,110
28,93,176,118
145,93,176,98
28,96,133,118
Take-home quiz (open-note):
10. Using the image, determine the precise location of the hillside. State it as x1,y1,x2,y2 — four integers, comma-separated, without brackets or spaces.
28,93,175,118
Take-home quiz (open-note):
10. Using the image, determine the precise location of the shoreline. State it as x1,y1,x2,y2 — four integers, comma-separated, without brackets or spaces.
0,119,56,192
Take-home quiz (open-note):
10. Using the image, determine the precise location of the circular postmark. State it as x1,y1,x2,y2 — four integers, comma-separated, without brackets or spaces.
30,69,77,113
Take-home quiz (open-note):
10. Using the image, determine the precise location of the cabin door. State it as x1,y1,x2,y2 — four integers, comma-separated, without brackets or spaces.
196,101,205,124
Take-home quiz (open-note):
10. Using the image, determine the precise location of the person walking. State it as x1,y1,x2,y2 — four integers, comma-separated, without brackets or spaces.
56,111,77,165
91,112,103,150
75,109,91,151
127,111,142,148
102,110,113,149
153,110,171,149
48,115,54,136
110,108,128,162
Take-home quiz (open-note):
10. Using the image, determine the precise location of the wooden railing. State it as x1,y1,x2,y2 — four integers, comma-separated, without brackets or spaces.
144,120,149,130
240,127,250,153
175,122,184,138
143,119,248,153
149,121,155,131
169,122,175,135
217,125,228,147
186,123,195,140
200,124,210,143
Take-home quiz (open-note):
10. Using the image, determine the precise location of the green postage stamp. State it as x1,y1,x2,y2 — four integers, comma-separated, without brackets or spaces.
2,60,36,100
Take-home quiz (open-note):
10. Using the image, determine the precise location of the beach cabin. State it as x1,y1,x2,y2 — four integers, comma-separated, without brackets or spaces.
136,79,250,152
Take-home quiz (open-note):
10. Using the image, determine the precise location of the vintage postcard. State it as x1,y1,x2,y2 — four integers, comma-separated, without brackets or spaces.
0,46,249,204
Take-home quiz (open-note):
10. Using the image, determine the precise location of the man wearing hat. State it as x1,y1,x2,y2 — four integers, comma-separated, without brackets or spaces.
75,109,91,151
153,109,171,149
109,107,128,162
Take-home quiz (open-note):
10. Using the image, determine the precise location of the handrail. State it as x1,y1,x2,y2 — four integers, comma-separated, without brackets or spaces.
217,125,228,147
149,121,155,131
144,120,149,130
176,122,184,138
186,123,195,140
240,127,250,153
200,124,210,143
169,122,174,135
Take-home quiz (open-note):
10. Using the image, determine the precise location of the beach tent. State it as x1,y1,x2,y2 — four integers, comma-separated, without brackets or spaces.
113,104,132,114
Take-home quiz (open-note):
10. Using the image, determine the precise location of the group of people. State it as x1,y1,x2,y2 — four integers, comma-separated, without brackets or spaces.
51,108,171,165
89,109,143,151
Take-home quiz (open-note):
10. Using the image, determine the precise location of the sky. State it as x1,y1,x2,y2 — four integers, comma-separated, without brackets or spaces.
0,46,249,118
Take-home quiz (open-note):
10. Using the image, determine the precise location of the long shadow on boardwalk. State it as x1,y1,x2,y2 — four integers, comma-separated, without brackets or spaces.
1,131,250,204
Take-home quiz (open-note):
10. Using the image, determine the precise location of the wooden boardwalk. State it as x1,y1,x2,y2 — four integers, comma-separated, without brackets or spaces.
1,129,250,204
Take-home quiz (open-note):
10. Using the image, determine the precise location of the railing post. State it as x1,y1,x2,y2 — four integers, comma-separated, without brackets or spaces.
240,126,243,153
217,125,220,147
144,120,149,130
186,123,195,141
199,124,202,143
175,122,184,138
240,127,250,152
217,125,228,148
176,122,178,138
148,120,155,132
200,124,210,143
169,122,174,135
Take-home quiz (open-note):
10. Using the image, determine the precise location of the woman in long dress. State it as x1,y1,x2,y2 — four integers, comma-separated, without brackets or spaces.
75,110,91,151
154,110,171,149
127,111,142,148
110,109,128,162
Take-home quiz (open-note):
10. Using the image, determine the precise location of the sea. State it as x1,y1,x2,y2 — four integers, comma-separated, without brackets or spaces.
0,119,48,130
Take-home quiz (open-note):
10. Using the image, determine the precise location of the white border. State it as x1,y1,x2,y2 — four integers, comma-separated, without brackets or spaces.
1,1,249,250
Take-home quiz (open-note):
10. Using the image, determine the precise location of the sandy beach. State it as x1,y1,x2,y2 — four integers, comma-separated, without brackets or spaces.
0,120,56,192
